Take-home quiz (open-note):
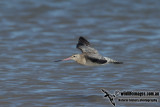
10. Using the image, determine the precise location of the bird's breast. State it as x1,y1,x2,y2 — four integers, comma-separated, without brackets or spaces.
76,57,86,65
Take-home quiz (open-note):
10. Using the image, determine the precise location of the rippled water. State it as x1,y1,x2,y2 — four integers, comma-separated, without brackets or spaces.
0,0,160,107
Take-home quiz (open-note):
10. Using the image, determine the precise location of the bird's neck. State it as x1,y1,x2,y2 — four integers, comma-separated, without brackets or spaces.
76,54,86,65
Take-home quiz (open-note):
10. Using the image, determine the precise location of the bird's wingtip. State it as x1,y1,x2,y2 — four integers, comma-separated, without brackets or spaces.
79,36,88,41
79,36,85,39
77,36,90,46
79,36,83,38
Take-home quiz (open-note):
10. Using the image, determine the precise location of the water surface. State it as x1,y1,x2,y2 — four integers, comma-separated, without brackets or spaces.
0,0,160,107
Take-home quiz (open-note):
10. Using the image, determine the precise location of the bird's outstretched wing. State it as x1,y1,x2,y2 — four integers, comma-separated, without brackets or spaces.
76,37,106,64
76,36,98,54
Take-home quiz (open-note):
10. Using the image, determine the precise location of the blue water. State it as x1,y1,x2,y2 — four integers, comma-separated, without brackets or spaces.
0,0,160,107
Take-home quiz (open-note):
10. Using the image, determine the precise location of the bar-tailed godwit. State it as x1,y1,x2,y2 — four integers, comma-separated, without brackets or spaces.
55,37,123,66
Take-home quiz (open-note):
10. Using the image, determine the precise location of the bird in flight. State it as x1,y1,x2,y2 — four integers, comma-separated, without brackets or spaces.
54,37,123,66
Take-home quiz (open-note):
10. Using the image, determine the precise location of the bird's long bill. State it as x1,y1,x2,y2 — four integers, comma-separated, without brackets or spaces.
54,59,63,62
54,57,71,62
62,57,71,61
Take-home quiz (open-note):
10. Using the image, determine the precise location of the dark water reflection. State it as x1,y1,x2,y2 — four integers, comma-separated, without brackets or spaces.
0,0,160,107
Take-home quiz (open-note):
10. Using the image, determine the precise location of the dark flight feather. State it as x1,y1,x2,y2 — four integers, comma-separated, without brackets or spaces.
86,56,107,64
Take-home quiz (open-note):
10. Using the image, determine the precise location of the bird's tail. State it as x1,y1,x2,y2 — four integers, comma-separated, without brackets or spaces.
105,57,123,64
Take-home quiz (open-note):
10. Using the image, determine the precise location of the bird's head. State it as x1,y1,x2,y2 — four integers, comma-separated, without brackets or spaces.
63,54,81,61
